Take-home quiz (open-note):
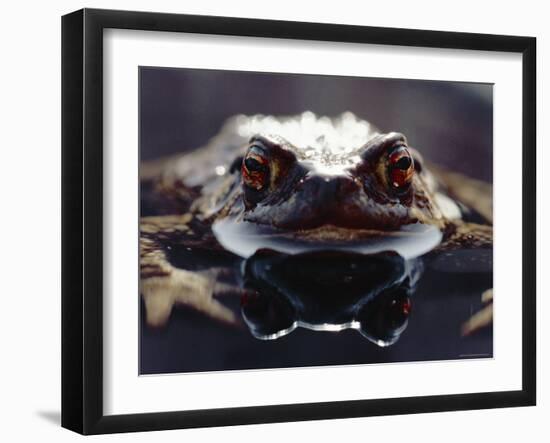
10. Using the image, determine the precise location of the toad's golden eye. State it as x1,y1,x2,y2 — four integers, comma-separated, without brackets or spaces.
388,146,414,192
242,145,270,191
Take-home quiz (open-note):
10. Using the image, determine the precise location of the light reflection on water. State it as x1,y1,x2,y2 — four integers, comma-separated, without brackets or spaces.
212,218,443,260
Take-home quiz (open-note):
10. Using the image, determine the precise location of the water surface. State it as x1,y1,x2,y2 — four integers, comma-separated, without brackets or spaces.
140,246,492,374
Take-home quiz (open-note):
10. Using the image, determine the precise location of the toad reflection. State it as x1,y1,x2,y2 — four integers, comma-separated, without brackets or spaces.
241,250,420,346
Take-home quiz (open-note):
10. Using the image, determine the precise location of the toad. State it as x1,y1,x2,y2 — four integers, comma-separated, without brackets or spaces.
139,112,492,336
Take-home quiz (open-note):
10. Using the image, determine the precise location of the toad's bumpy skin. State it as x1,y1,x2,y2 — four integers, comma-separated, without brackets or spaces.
139,112,493,328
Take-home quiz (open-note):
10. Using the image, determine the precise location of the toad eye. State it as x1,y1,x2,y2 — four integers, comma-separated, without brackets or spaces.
388,146,414,192
242,145,270,191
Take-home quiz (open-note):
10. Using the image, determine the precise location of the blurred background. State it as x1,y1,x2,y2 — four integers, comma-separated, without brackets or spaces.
140,67,492,182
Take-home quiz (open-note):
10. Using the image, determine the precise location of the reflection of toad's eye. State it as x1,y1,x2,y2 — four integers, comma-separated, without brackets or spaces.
388,146,414,192
242,145,270,191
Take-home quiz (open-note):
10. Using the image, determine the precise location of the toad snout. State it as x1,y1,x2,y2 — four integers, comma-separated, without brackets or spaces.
244,173,411,231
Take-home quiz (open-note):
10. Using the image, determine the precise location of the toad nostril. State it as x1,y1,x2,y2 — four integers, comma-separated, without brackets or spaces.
334,176,358,199
305,175,358,202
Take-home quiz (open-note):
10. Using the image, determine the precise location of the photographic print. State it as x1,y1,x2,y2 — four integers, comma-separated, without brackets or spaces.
61,10,536,433
139,67,493,375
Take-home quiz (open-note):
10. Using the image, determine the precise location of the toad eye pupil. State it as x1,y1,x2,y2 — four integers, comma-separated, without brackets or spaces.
242,145,270,195
388,146,414,193
394,156,412,170
244,157,265,172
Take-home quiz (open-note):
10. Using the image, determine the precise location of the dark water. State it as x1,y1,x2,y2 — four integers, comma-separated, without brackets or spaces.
140,247,492,374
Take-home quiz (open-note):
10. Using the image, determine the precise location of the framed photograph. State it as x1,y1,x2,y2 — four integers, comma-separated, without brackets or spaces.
62,8,536,434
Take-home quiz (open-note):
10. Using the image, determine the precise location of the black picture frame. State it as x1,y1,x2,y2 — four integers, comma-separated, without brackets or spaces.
61,8,537,435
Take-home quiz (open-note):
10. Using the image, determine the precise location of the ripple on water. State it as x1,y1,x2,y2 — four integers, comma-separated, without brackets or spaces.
212,218,442,260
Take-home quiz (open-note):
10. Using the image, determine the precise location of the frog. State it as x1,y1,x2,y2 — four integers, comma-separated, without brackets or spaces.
139,112,493,339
